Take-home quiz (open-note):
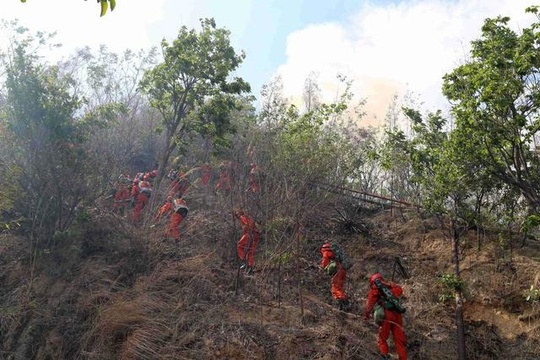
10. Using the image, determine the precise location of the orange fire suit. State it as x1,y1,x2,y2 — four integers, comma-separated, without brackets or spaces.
131,180,151,224
169,173,189,198
364,280,408,360
200,164,212,186
216,168,232,192
320,243,348,301
156,198,188,240
236,214,260,267
113,182,130,215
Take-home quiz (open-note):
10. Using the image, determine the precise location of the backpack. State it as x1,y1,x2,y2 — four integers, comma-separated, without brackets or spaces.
331,243,352,270
373,304,385,325
325,260,338,276
138,181,152,197
173,199,189,218
374,278,406,314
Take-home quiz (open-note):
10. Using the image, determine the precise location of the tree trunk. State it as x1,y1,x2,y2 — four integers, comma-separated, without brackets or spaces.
156,137,174,185
294,220,305,325
452,219,467,360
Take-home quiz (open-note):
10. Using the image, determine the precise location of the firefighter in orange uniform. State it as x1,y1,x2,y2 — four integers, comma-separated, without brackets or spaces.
167,169,190,198
234,209,260,273
364,273,408,360
112,174,131,216
131,175,152,224
215,161,233,193
156,196,189,242
320,243,349,309
200,163,213,187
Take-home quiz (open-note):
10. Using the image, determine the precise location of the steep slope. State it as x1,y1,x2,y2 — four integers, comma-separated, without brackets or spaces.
0,201,539,359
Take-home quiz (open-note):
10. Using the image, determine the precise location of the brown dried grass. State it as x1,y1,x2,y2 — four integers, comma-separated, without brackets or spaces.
82,293,169,358
2,201,540,359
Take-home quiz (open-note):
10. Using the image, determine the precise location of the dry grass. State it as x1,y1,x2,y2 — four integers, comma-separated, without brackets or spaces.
82,294,169,359
1,204,539,359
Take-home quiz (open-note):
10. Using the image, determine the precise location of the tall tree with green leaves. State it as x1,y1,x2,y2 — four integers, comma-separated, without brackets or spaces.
381,106,473,359
442,7,540,215
0,28,92,244
138,18,250,181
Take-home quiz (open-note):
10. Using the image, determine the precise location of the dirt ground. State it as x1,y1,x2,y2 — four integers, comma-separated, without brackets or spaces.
0,202,539,359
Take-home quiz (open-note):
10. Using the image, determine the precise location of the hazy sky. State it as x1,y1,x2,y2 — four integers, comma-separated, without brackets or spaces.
1,0,537,125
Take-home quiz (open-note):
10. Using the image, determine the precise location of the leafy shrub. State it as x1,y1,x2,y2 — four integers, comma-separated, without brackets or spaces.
438,273,465,303
524,285,540,303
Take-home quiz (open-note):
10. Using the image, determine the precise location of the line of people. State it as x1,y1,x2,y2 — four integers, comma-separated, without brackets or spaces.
111,170,156,224
110,160,263,240
111,162,406,359
228,213,408,359
220,180,407,359
214,160,262,194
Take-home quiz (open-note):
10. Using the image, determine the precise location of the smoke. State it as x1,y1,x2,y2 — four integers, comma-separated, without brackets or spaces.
275,0,535,125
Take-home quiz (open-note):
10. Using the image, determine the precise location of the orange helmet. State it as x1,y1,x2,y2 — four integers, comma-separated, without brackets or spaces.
321,243,332,251
139,180,151,188
369,273,384,285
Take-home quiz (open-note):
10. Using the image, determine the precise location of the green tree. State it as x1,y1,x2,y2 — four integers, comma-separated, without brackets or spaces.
138,18,250,181
378,92,427,202
0,30,92,243
383,107,472,359
442,8,540,215
271,76,354,190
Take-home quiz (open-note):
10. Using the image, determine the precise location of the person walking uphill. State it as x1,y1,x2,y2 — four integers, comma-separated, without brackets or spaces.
131,177,152,225
112,174,131,216
199,163,213,187
167,169,190,198
216,160,236,193
319,242,350,310
234,209,260,274
155,196,189,243
364,273,408,360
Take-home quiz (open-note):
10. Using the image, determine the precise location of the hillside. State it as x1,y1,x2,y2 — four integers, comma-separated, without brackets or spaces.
1,192,539,360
